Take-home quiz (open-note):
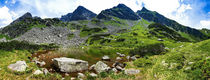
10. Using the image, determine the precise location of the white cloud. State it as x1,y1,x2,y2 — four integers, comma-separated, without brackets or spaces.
200,20,210,29
0,6,17,28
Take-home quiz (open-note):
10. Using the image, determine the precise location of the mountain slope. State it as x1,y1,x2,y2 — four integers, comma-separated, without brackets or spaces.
97,4,140,20
1,12,62,38
137,7,208,41
60,6,97,22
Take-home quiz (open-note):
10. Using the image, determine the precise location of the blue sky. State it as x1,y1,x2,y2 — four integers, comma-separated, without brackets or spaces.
0,0,209,29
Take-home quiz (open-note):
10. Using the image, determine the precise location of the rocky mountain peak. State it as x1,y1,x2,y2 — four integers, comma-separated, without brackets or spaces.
97,4,140,20
11,12,33,24
60,6,97,22
141,7,149,12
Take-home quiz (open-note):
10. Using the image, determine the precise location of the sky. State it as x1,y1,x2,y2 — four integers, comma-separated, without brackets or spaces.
0,0,209,29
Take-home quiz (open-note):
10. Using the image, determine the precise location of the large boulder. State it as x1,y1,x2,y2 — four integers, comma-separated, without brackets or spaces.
53,57,88,73
94,61,110,73
8,61,28,72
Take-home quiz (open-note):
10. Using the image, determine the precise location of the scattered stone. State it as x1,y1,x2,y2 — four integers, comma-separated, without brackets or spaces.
111,68,118,73
65,73,69,76
188,62,194,65
71,77,76,80
78,73,85,79
116,66,124,71
40,61,46,66
89,73,97,77
89,64,95,70
42,68,49,75
157,38,164,41
112,62,126,68
102,55,110,61
116,57,122,61
33,70,43,75
185,67,191,70
53,57,88,73
8,61,28,72
124,69,140,75
130,56,137,60
94,61,110,73
126,56,130,60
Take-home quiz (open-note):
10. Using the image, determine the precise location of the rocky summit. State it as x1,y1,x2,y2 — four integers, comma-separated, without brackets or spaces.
60,6,97,22
97,4,140,20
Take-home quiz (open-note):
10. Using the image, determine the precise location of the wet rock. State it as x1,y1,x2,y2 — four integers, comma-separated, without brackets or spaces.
53,57,88,73
102,55,110,61
33,70,43,75
94,61,110,73
8,61,28,72
124,69,140,75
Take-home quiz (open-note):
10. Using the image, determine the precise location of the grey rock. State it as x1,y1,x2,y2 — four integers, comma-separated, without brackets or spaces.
130,56,137,60
111,68,118,73
53,57,88,73
42,68,49,75
89,73,97,77
8,61,28,72
116,57,122,61
89,64,95,70
102,55,110,61
78,73,85,79
33,70,43,75
124,69,140,75
94,61,110,73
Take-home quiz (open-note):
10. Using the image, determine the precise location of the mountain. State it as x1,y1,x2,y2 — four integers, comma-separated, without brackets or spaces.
1,12,61,38
137,7,208,41
60,6,97,22
97,4,140,20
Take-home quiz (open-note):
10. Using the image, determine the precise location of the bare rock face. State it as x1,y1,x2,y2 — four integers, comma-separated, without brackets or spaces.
94,61,110,73
8,61,28,72
53,57,88,73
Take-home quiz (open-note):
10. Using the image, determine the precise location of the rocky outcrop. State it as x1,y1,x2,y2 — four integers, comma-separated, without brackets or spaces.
8,61,28,72
53,57,88,73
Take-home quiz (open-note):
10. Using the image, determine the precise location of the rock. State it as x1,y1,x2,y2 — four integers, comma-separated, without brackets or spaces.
116,57,122,61
124,69,140,75
33,70,43,75
65,73,69,76
8,61,28,72
111,68,118,73
112,62,126,68
116,52,125,57
188,62,194,65
89,64,95,70
94,61,110,73
42,68,49,75
78,73,85,79
53,57,88,73
71,77,76,80
130,56,137,60
40,61,46,66
116,66,124,71
157,38,164,41
89,73,97,77
126,56,130,60
185,67,191,70
102,55,110,61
